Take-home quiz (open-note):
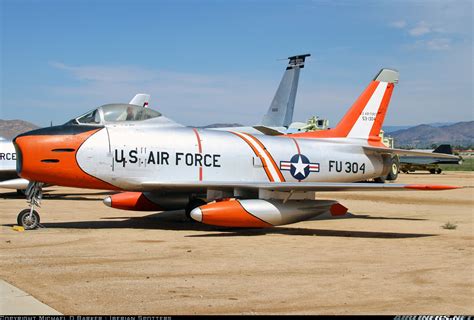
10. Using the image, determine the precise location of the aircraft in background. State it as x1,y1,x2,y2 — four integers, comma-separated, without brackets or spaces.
13,68,459,230
211,54,310,135
0,137,26,192
400,144,461,174
0,94,151,193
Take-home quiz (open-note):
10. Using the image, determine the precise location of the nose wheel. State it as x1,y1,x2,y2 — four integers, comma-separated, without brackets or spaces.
17,208,40,230
17,181,43,230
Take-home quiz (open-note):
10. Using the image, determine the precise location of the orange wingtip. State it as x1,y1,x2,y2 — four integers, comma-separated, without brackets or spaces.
404,184,461,191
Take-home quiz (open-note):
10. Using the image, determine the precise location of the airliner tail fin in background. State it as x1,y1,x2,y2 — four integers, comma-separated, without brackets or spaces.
261,54,310,128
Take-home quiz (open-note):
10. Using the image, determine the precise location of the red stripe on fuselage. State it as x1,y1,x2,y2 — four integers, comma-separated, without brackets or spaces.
193,128,203,181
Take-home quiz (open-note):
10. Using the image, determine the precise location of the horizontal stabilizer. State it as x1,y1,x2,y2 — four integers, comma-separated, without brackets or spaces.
363,146,461,160
287,54,311,70
433,144,453,155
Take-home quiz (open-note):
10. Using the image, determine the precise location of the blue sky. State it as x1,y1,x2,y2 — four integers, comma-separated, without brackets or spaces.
1,0,472,127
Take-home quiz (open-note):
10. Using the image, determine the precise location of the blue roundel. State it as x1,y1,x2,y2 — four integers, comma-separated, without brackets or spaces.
290,154,310,180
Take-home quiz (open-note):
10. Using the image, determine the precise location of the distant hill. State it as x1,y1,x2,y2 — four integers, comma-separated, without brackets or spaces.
391,121,474,148
383,122,456,133
0,119,40,140
383,125,412,133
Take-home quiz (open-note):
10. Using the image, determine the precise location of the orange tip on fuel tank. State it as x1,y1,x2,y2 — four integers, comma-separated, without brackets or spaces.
404,184,461,191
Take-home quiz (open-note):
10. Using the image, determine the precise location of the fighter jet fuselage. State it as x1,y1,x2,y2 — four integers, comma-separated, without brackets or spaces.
15,123,389,191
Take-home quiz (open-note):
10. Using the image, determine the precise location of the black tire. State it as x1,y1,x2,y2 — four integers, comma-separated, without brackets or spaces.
17,209,40,230
429,169,436,174
436,168,442,174
386,156,400,181
185,198,207,220
374,176,386,183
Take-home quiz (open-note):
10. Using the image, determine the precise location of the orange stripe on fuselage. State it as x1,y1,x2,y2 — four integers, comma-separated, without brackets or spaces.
231,132,274,181
15,129,118,190
231,132,284,182
245,134,285,182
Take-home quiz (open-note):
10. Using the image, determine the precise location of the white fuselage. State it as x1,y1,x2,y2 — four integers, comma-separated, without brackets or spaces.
77,125,386,190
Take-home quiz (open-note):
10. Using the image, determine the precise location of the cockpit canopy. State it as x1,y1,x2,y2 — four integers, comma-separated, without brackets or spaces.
70,104,162,125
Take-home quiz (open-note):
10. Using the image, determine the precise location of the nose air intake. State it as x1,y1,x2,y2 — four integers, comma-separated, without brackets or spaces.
13,125,117,190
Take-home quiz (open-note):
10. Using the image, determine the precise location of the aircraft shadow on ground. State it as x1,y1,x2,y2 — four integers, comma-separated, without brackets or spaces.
3,210,436,239
333,214,428,221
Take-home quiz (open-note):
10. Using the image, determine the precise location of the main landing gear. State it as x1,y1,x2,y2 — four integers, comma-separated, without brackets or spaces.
17,182,43,230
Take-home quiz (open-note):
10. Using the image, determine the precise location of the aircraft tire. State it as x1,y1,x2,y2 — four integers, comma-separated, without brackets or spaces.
436,168,442,174
17,209,40,230
429,169,436,174
386,156,400,181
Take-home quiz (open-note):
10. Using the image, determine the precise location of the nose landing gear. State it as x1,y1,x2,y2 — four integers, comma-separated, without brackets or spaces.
17,182,43,230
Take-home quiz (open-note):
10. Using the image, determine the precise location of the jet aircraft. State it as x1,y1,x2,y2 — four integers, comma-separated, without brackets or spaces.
13,68,459,229
400,144,461,174
1,53,308,194
0,94,151,193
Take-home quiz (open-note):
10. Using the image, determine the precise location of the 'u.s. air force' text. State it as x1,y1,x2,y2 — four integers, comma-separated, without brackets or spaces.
113,149,221,168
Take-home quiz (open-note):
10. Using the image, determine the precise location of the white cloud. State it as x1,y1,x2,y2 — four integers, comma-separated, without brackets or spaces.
408,21,431,37
49,62,157,82
42,62,277,126
425,38,452,51
409,38,452,51
390,20,406,29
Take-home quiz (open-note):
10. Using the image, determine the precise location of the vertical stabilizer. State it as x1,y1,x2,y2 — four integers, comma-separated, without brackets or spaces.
291,68,399,144
261,54,310,127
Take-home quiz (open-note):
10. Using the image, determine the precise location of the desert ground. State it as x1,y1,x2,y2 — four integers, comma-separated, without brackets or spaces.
0,172,473,315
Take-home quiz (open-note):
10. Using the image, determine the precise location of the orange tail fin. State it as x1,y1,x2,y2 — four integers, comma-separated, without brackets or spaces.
291,68,399,143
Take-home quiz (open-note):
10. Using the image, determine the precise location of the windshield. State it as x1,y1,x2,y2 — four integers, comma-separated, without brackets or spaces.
76,109,101,124
101,104,161,122
71,104,162,125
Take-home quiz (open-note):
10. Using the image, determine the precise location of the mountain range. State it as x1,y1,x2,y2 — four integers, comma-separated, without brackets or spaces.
390,121,473,148
0,119,40,140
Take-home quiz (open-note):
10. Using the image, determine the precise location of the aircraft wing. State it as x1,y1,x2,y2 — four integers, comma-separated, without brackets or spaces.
252,125,286,136
362,146,461,160
140,181,459,192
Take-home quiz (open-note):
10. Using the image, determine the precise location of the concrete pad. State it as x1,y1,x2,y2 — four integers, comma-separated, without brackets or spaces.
0,279,61,315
